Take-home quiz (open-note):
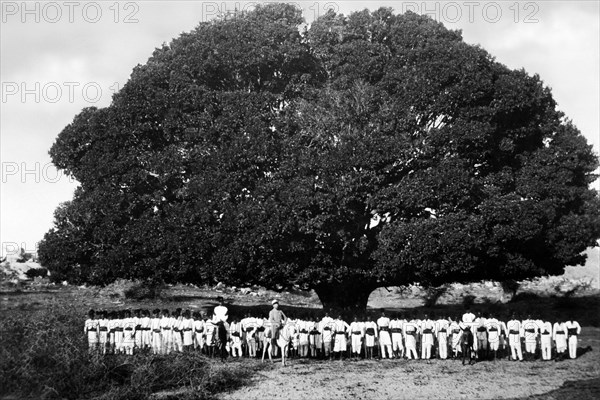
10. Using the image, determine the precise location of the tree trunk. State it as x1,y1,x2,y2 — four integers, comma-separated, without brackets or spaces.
314,280,378,317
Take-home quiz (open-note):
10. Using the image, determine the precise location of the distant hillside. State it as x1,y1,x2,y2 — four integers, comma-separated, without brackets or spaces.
564,247,600,289
0,254,44,281
367,246,600,309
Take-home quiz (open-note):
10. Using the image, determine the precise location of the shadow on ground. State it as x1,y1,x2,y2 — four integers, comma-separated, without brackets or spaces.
514,377,600,400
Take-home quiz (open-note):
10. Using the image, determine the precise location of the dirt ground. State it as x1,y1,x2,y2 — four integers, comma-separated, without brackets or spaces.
216,328,599,400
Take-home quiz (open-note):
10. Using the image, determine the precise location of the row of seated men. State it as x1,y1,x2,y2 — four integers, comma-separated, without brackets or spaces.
84,307,582,362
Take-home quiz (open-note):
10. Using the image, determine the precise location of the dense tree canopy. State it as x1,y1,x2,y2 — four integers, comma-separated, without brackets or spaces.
39,4,600,312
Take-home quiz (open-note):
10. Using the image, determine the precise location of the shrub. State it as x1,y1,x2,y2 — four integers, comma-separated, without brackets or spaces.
124,280,165,300
500,279,520,298
462,294,476,308
25,268,49,279
422,285,448,307
0,301,260,399
97,279,135,299
510,292,540,302
0,266,19,283
0,301,107,399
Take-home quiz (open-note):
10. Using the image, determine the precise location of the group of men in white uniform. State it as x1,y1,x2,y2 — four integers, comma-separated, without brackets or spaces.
84,303,583,362
457,308,582,362
84,308,203,355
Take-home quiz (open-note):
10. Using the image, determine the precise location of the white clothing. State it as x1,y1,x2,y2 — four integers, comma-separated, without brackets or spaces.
553,322,567,352
349,321,364,353
333,319,350,352
390,319,405,352
364,321,378,347
462,312,476,323
420,319,435,359
506,319,523,360
213,305,228,322
403,321,420,359
436,319,450,359
84,318,99,345
565,321,581,359
539,321,552,360
320,317,335,345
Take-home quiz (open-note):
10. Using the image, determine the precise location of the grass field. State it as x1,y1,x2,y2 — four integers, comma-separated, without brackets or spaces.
1,281,599,399
0,298,265,400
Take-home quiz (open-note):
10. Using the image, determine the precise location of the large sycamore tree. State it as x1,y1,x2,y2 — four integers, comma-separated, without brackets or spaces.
39,4,600,312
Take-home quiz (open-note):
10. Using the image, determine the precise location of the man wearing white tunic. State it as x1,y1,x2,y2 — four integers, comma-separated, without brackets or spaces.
377,311,393,359
98,311,109,355
506,315,523,361
565,319,581,359
390,314,405,359
192,312,205,352
403,319,420,360
553,319,567,361
108,312,121,354
522,315,538,361
320,313,335,359
485,315,502,360
122,310,136,355
115,311,126,354
241,314,258,357
172,310,184,353
364,315,378,359
213,297,229,323
212,300,229,358
84,309,99,354
462,308,476,323
333,315,350,360
448,317,462,358
160,310,174,355
349,316,364,359
435,316,450,359
420,314,435,360
181,310,194,351
308,318,320,358
298,319,310,358
106,312,116,354
474,313,488,360
229,318,243,357
150,309,162,355
141,309,152,350
498,317,509,359
539,320,553,360
133,309,143,352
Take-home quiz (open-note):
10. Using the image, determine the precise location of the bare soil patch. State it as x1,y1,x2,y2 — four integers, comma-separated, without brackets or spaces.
218,329,599,400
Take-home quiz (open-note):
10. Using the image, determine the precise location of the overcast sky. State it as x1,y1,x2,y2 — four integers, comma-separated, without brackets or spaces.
1,1,599,257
